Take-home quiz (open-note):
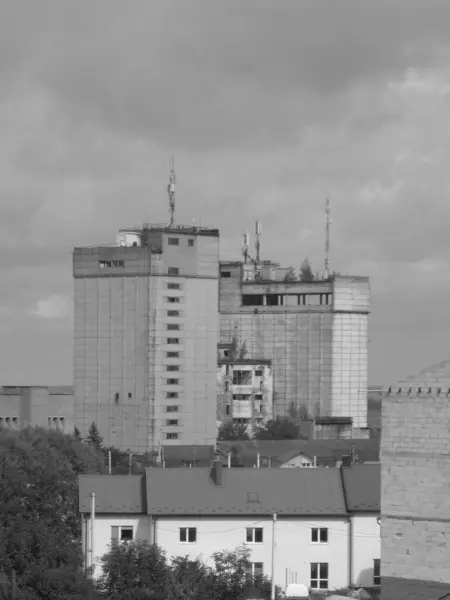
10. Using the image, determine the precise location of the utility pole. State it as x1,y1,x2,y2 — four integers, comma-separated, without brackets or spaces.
168,156,176,227
271,513,277,600
324,198,332,279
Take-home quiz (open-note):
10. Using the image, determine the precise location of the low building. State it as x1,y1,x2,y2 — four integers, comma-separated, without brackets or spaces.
79,461,380,593
382,361,450,599
0,385,74,433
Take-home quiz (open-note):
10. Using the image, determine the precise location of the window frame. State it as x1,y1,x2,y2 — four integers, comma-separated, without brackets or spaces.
168,267,180,276
311,527,328,543
167,297,180,303
166,405,179,412
246,527,263,544
166,419,179,426
168,237,179,246
167,338,180,345
167,283,180,290
310,562,328,590
166,432,178,440
179,527,197,544
111,525,134,543
188,239,194,247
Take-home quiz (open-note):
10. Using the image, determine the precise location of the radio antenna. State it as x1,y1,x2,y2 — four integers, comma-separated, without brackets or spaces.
167,156,176,227
324,198,332,279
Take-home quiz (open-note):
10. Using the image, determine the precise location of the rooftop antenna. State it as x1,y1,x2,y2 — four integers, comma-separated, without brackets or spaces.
167,156,176,228
255,221,262,265
242,231,250,263
324,198,332,279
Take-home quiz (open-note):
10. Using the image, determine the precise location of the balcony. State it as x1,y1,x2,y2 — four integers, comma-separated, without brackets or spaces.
231,401,253,419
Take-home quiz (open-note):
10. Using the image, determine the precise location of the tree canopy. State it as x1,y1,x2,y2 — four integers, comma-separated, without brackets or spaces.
217,421,250,441
299,258,314,282
254,416,301,440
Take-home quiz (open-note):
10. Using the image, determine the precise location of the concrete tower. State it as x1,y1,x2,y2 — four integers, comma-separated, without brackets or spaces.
73,224,219,452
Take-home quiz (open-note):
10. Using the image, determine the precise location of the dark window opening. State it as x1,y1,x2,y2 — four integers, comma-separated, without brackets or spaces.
254,369,263,377
311,527,328,543
242,294,263,306
167,283,180,290
167,379,179,385
221,271,231,278
246,527,263,543
167,310,180,317
99,260,125,268
168,237,179,246
166,351,179,358
166,393,179,399
167,338,180,344
115,393,119,404
373,559,380,586
179,527,196,543
128,392,132,399
224,350,229,357
167,419,178,426
188,239,194,246
166,365,179,372
310,563,328,590
121,527,133,541
266,294,279,306
226,405,230,415
168,297,180,303
166,405,178,412
166,432,178,440
233,370,252,385
167,323,180,331
168,267,179,276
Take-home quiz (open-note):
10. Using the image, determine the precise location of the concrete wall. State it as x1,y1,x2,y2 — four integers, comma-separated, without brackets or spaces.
381,390,450,598
0,387,74,432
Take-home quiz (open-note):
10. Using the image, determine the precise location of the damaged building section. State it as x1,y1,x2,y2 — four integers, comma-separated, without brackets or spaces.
216,353,273,435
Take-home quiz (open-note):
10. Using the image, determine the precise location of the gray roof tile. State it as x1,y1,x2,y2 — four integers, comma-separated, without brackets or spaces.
341,463,380,512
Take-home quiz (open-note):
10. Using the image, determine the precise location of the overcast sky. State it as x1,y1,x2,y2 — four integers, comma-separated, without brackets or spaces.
1,0,450,386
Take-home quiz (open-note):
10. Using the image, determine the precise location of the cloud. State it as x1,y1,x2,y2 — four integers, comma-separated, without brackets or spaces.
29,295,72,320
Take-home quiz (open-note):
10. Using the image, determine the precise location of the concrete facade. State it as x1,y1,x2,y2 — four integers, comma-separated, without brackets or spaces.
219,263,369,427
73,226,219,452
0,386,74,433
381,361,450,599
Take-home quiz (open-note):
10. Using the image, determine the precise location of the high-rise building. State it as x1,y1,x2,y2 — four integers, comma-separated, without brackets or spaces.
219,260,370,428
73,223,219,452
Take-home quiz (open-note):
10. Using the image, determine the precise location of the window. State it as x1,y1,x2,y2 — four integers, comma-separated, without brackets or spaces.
166,392,179,399
166,365,179,372
166,405,178,412
310,563,328,590
221,271,231,278
166,351,180,358
167,379,179,385
179,527,197,543
168,297,180,303
167,338,180,344
166,432,178,440
254,369,263,377
168,237,179,246
167,323,180,331
242,294,263,306
246,562,264,582
167,419,178,426
167,310,180,317
373,559,380,586
246,527,263,543
168,267,179,276
233,370,252,385
232,394,251,401
311,527,328,543
188,239,194,247
99,260,124,268
167,283,180,290
111,526,134,543
128,392,132,399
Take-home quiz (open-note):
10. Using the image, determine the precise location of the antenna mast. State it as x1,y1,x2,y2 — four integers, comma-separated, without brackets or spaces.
167,156,176,227
255,221,262,266
242,231,250,263
324,198,332,279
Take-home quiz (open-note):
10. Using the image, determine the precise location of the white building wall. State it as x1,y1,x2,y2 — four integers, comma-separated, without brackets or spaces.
351,514,380,587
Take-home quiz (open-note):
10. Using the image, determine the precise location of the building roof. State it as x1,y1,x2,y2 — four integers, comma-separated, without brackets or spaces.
144,466,348,516
386,358,450,390
78,475,145,513
340,464,380,512
160,445,216,468
218,439,380,467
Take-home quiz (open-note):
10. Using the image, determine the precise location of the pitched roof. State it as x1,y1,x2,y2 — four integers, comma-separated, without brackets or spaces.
387,358,450,388
340,464,380,512
78,475,145,513
161,445,216,467
144,466,348,516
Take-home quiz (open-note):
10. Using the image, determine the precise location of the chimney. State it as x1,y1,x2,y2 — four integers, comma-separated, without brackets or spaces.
211,452,223,486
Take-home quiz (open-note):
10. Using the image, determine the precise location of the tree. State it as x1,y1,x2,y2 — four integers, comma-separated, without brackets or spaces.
217,422,250,441
284,267,296,281
85,421,103,451
299,258,314,282
73,426,82,441
238,341,247,360
0,427,104,598
254,416,301,440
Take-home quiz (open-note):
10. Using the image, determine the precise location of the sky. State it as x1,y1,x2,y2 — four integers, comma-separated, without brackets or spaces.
1,0,450,386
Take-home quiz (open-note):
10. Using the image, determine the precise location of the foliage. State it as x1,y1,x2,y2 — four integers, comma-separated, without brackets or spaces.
254,416,301,440
217,421,250,441
287,402,311,421
0,427,105,599
238,341,247,360
86,422,103,451
284,266,296,281
73,426,82,441
299,258,314,282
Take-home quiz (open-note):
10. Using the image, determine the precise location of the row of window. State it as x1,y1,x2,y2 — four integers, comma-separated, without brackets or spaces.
241,293,332,307
109,526,380,588
168,237,194,247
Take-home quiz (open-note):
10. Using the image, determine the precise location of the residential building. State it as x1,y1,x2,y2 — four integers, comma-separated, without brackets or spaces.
0,385,74,433
216,358,273,432
219,261,370,429
73,223,220,452
79,461,381,592
381,361,450,599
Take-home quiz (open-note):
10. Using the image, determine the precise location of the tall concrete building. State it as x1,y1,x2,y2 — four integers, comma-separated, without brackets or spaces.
381,361,450,599
73,223,219,452
219,260,370,428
